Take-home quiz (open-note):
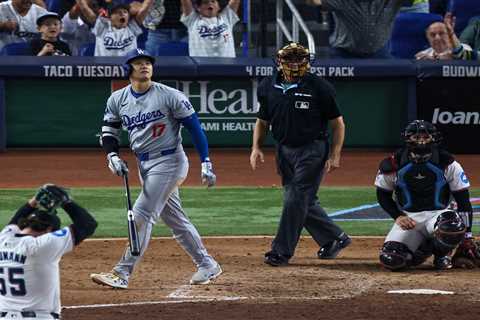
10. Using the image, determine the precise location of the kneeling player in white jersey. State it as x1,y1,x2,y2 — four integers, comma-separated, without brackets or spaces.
90,48,222,288
375,120,478,271
0,184,97,319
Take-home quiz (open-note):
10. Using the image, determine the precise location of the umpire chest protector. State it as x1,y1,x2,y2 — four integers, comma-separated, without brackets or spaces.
391,149,453,212
257,73,340,147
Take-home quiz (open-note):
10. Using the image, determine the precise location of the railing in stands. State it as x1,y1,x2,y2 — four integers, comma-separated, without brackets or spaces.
276,0,316,58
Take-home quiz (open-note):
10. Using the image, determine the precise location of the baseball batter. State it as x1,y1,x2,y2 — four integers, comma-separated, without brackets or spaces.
0,185,97,319
376,120,475,270
90,48,222,288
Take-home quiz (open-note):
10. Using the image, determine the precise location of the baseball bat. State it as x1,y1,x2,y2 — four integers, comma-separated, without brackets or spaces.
123,173,141,256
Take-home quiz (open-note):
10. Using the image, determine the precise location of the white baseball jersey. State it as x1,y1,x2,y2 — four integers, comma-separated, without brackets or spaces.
0,225,73,314
181,6,239,57
103,82,195,154
0,2,47,50
375,160,470,194
92,17,143,57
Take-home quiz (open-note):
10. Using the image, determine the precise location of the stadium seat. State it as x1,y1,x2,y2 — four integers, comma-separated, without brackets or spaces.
390,12,443,59
449,0,480,34
154,41,189,56
0,42,29,56
79,42,95,56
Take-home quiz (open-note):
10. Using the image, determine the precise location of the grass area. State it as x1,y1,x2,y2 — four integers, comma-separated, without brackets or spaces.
0,187,478,237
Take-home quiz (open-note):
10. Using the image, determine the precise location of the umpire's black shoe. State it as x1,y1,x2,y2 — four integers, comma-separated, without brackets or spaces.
264,251,289,267
318,234,352,259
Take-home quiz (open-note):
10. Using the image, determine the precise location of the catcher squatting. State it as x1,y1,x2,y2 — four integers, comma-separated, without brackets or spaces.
376,120,480,270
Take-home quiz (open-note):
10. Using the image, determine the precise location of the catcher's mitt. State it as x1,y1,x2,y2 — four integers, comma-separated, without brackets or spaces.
35,184,71,211
452,238,480,269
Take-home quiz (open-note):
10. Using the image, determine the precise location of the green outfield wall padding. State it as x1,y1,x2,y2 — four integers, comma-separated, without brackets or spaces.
5,78,406,148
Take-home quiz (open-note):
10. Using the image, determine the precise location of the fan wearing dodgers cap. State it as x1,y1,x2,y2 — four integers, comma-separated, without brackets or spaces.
29,12,71,56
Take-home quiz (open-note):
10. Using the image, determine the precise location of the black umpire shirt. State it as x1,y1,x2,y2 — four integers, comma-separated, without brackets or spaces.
256,72,341,147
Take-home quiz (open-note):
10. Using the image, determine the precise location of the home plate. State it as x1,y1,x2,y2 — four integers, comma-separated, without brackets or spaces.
388,289,454,295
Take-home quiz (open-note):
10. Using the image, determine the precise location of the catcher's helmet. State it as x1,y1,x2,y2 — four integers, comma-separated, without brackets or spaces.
276,42,311,82
123,48,155,76
18,209,61,232
402,120,441,163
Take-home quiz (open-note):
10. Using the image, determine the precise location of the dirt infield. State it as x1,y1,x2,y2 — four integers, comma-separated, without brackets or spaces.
0,148,478,188
1,149,480,319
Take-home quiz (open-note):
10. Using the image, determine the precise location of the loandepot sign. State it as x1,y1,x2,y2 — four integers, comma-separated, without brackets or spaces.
432,108,480,125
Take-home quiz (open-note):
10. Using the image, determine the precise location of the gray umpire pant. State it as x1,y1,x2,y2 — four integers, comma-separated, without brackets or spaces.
271,140,346,259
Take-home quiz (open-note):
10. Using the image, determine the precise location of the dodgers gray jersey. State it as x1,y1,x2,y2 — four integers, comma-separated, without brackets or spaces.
0,225,73,313
103,82,195,154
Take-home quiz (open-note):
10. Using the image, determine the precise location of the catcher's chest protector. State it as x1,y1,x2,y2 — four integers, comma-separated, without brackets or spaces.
394,150,450,212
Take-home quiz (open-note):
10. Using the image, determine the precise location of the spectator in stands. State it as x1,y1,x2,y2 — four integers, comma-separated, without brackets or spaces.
139,0,188,55
459,16,480,52
30,11,71,55
400,0,429,13
312,0,407,59
180,0,241,57
61,0,99,55
77,0,153,56
32,0,46,8
0,0,48,50
415,20,471,60
445,12,480,60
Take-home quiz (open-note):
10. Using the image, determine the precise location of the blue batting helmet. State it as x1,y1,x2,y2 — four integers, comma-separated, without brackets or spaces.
123,48,155,76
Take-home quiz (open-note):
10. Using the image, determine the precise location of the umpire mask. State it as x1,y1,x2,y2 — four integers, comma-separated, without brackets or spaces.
276,42,311,83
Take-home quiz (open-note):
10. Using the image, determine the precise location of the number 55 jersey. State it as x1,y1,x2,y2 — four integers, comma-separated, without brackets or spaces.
0,225,73,314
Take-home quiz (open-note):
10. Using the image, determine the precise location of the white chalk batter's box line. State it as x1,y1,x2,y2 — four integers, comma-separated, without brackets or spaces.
62,295,358,310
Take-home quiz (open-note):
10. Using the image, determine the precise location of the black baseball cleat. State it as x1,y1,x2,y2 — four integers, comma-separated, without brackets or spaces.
264,251,289,267
318,234,352,259
433,255,453,270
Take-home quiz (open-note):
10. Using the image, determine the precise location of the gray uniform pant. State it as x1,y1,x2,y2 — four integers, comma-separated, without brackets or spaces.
113,150,216,280
271,140,346,258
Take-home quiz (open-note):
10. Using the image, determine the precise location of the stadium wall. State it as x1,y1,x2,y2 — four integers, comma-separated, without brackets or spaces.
0,57,478,152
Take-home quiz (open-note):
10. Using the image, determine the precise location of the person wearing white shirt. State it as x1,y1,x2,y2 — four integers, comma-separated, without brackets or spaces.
180,0,240,58
76,0,153,56
415,21,472,60
0,0,47,50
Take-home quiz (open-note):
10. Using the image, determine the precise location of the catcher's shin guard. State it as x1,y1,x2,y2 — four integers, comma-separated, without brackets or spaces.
433,210,466,255
379,241,413,271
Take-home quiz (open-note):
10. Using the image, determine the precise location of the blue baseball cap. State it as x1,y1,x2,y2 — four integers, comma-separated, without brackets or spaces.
36,12,61,27
124,48,155,65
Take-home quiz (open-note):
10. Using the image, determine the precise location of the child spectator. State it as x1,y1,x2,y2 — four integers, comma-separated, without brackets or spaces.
30,12,71,55
77,0,153,56
61,0,99,55
0,0,47,50
180,0,240,57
